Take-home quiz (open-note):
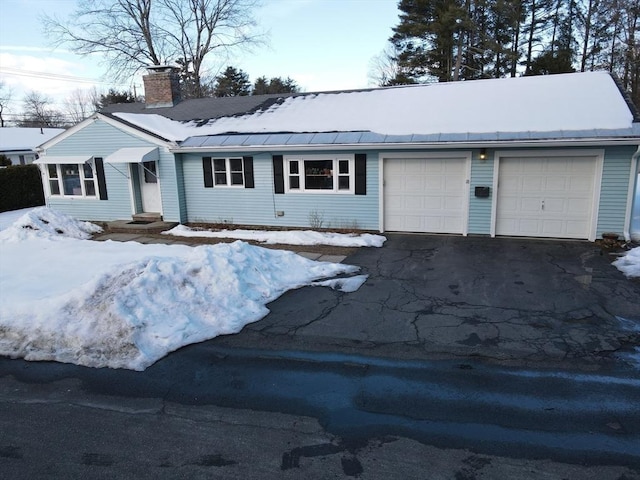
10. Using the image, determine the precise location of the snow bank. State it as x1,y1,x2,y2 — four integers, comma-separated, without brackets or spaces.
164,224,386,247
613,247,640,278
0,209,361,371
0,206,102,242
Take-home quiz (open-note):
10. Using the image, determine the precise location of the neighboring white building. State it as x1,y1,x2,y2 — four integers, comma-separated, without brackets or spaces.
0,128,65,165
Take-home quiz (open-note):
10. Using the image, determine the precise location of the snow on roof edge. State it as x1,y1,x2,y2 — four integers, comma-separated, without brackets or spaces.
112,72,635,142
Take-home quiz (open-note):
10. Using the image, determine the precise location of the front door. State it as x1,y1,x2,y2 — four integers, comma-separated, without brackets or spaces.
139,161,161,213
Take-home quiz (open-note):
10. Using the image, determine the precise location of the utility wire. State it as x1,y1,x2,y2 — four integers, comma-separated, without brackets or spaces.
0,67,129,86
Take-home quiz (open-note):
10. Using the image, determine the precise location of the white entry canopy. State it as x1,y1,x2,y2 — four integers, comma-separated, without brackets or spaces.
34,155,92,165
105,147,159,164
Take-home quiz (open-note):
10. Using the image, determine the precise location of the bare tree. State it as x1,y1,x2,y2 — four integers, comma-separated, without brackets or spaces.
19,91,66,128
64,88,100,124
368,43,413,87
0,80,13,127
43,0,264,98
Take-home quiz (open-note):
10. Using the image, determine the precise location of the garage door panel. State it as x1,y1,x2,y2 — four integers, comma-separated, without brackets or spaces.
425,177,444,191
543,198,565,213
522,176,544,191
384,157,467,234
521,197,541,212
569,177,592,192
566,220,589,236
405,177,425,191
496,155,596,239
545,177,567,191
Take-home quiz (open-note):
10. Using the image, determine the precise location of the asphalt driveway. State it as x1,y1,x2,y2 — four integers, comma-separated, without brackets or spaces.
213,234,640,371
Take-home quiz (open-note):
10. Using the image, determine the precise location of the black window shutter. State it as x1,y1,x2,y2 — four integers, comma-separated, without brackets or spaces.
202,157,213,188
273,155,284,194
355,153,366,195
243,156,254,188
94,157,108,200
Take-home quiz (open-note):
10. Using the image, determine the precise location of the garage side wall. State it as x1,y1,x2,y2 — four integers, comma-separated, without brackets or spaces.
468,150,495,235
597,145,637,238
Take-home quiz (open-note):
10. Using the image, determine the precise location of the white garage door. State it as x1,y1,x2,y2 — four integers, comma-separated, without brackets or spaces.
384,157,468,233
496,155,597,239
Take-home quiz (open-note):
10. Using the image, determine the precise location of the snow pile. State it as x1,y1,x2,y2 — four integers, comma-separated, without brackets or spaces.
613,247,640,278
164,224,386,247
0,206,102,242
113,72,632,141
0,209,361,371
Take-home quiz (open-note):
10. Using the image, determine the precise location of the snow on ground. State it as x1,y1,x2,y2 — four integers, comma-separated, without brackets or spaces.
164,224,386,247
613,247,640,278
0,207,37,231
0,208,362,371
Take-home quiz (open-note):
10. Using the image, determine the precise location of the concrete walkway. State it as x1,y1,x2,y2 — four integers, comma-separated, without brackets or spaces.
93,232,348,263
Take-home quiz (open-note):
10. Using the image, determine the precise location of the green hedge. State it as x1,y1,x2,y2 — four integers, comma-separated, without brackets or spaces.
0,164,45,213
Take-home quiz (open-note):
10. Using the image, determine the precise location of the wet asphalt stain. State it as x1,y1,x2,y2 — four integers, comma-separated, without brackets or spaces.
81,452,114,466
281,443,342,470
454,454,492,480
457,333,499,347
191,453,237,467
0,445,23,459
341,455,364,476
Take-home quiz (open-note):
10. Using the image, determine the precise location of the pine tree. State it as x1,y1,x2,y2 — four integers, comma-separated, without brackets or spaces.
390,0,470,82
213,67,251,97
251,76,300,95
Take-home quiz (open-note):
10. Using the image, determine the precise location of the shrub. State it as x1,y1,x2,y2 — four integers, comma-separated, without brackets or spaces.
0,164,45,212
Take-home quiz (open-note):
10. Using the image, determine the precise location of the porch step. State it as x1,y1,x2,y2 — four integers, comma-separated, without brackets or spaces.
132,212,163,223
104,219,178,234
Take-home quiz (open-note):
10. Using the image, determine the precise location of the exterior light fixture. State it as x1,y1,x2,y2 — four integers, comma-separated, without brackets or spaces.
479,149,487,161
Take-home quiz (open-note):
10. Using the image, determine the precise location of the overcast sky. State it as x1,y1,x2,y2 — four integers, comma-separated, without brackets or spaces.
0,0,400,122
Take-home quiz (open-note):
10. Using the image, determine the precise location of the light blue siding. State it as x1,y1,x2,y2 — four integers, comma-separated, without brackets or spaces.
468,150,494,234
42,119,179,221
181,151,379,230
597,145,636,237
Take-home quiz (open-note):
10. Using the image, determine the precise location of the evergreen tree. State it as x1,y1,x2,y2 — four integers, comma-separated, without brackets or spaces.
527,0,576,74
213,67,251,97
252,76,300,95
390,0,471,82
253,76,269,95
96,89,137,109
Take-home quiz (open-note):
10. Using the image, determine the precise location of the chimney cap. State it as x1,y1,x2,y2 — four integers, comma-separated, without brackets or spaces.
146,65,179,74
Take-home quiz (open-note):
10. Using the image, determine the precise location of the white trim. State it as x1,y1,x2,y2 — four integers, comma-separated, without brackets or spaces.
43,160,99,199
34,155,92,165
37,114,175,152
379,151,472,235
283,154,355,194
96,114,176,147
623,145,640,241
172,137,640,154
378,153,384,232
105,146,159,164
211,157,246,188
491,148,605,241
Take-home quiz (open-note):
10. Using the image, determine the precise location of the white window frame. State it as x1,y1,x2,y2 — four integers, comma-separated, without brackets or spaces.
45,160,99,199
284,154,355,194
212,157,244,187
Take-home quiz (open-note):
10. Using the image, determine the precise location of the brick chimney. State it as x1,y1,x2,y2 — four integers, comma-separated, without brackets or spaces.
142,66,181,108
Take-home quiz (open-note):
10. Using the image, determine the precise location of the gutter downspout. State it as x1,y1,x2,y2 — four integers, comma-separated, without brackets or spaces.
624,144,640,242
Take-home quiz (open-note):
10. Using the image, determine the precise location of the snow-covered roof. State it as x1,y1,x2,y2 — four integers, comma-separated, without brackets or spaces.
110,72,638,145
0,127,66,152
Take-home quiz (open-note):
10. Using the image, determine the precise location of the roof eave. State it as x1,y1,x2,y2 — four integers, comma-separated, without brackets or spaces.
171,136,640,153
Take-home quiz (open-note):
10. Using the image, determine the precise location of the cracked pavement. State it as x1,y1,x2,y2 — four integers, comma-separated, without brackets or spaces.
213,234,640,370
